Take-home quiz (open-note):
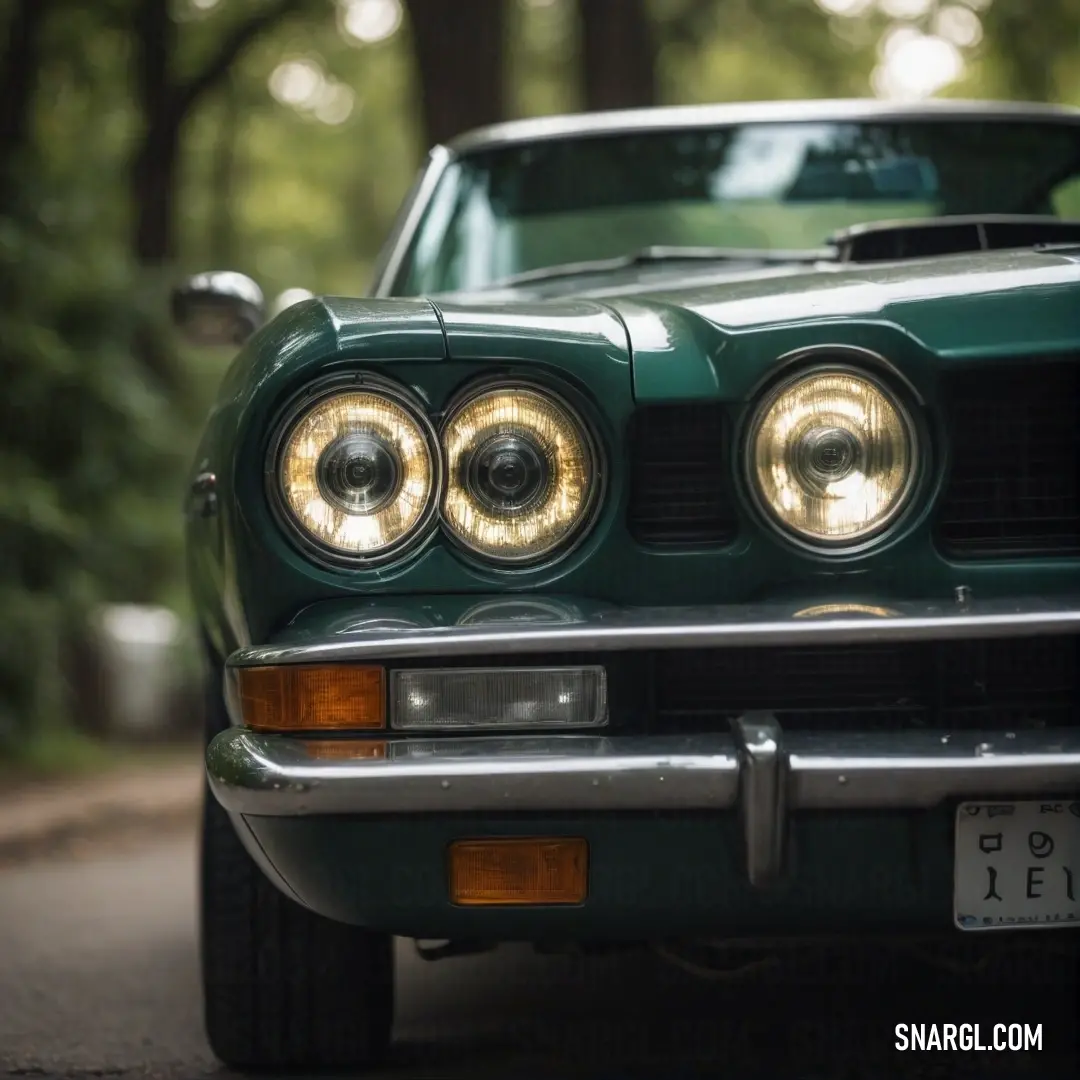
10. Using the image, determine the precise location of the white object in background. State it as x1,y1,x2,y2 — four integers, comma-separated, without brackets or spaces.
271,288,316,318
96,604,183,736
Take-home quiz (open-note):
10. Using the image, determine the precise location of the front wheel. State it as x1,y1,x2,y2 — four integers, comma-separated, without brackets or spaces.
199,650,394,1072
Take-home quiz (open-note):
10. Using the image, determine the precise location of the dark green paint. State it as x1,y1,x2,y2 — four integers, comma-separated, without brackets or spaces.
244,809,952,937
186,248,1080,662
259,594,597,644
617,248,1080,402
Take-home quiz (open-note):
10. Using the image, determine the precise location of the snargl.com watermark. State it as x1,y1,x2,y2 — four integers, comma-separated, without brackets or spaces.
895,1023,1042,1052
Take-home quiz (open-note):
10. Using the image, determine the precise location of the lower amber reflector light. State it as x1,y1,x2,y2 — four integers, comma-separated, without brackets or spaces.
449,838,588,906
238,664,385,732
302,739,387,760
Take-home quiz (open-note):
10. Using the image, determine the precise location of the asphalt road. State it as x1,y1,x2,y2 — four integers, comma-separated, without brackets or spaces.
1,829,1077,1080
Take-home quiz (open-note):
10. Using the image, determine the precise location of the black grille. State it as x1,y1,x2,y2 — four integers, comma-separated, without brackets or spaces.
651,635,1079,734
627,403,738,545
936,362,1080,557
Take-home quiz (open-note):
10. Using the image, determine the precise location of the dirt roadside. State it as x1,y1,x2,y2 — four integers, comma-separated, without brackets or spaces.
0,748,203,865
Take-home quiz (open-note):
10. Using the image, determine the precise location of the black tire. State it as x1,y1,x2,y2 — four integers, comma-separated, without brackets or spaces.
199,646,394,1072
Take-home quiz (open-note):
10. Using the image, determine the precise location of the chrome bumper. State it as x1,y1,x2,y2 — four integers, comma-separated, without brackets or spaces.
207,722,1080,887
226,593,1080,666
215,594,1080,886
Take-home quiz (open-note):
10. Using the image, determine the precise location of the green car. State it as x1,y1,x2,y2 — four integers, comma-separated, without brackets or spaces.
178,99,1080,1072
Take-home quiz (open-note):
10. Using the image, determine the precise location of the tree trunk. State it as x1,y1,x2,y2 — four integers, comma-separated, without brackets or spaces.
0,0,58,202
131,117,183,265
209,80,242,265
130,0,179,263
980,2,1062,104
580,0,657,112
127,0,311,265
406,0,507,148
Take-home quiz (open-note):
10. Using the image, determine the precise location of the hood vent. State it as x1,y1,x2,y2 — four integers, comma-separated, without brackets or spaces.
833,215,1080,263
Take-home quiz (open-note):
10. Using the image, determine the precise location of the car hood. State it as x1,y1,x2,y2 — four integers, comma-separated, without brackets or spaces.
433,247,1080,403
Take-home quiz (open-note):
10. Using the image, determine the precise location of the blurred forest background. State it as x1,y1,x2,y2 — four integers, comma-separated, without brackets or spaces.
2,0,1079,757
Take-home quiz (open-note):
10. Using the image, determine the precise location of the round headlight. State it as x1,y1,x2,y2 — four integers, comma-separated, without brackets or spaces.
275,386,439,561
441,385,599,564
747,369,916,546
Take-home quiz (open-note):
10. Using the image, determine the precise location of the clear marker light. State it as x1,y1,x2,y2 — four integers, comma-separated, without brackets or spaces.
390,667,608,731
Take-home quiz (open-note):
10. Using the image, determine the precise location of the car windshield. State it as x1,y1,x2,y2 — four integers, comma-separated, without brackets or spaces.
394,119,1080,294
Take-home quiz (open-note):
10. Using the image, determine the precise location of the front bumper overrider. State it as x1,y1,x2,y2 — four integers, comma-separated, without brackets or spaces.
207,594,1080,888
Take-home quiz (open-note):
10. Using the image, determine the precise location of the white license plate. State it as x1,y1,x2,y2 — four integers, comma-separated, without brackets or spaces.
954,800,1080,930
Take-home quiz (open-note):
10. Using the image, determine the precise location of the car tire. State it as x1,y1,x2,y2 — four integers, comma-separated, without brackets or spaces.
199,645,394,1072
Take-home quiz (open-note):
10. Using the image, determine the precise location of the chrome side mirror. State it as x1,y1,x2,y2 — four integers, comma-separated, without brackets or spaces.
171,271,266,347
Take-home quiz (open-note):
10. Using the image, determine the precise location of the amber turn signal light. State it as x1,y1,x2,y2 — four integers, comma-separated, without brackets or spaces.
237,665,385,732
302,739,387,760
448,838,588,906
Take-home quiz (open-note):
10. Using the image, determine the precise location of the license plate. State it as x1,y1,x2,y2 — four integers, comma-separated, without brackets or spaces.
954,800,1080,930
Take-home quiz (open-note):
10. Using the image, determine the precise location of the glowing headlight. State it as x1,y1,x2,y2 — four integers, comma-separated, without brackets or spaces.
441,385,598,564
748,369,916,546
275,386,439,561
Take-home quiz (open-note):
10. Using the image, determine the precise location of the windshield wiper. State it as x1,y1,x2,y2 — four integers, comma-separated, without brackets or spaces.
483,244,836,289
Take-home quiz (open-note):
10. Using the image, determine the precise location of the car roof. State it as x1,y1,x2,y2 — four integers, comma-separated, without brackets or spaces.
444,98,1080,156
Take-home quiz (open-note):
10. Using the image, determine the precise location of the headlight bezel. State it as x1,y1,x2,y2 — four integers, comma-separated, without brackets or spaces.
742,355,925,555
265,373,443,569
437,377,605,570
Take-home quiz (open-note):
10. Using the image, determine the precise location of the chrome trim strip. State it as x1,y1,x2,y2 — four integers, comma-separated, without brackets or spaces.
732,715,787,888
445,99,1080,156
227,595,1080,666
207,728,1080,820
207,731,740,816
370,145,454,298
787,730,1080,809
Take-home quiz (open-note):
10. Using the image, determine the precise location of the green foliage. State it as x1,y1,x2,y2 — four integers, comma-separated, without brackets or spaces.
0,726,114,780
509,0,581,118
651,0,873,104
0,195,199,748
178,2,421,298
951,0,1080,104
